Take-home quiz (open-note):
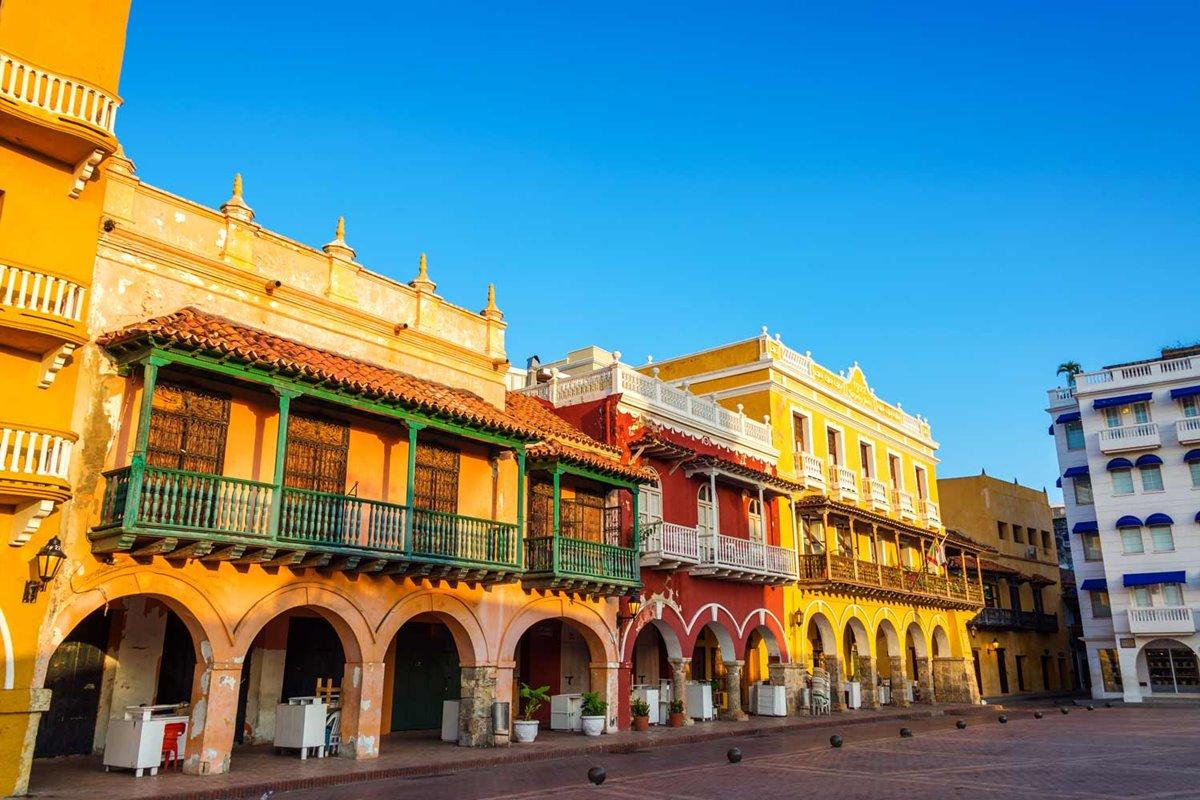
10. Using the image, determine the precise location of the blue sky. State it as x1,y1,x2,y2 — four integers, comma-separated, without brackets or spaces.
117,2,1199,497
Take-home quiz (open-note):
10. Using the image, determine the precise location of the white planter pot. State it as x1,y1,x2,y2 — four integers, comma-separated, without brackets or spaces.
581,716,605,736
513,719,540,743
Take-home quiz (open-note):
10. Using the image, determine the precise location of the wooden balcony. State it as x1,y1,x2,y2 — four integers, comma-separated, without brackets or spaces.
524,534,639,596
91,463,522,583
972,607,1060,633
796,553,983,611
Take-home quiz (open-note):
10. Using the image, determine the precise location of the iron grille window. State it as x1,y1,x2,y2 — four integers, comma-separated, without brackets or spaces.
561,489,605,542
146,382,230,474
529,481,553,537
284,415,349,494
413,441,459,513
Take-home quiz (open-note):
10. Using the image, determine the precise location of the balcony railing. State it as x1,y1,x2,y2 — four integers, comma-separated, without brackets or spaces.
692,532,797,584
796,553,982,609
520,362,773,450
1177,418,1200,445
828,465,858,502
795,450,825,489
640,520,701,568
1,264,87,335
863,477,890,511
1127,606,1196,636
1098,422,1161,453
1047,386,1076,408
525,535,639,586
1076,355,1198,392
892,490,916,520
919,499,941,529
1,424,74,499
94,463,521,577
973,607,1060,632
0,49,119,135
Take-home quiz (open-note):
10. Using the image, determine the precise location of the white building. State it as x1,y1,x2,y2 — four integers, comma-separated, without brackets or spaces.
1047,345,1200,702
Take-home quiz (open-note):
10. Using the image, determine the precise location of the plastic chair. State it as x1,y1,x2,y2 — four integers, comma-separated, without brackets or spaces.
160,721,186,770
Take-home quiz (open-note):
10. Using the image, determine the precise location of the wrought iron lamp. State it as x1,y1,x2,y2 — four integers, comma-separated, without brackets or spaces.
618,595,642,625
23,536,66,603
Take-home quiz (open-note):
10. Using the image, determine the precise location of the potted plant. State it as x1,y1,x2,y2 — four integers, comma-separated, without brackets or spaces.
514,683,549,743
631,697,651,732
668,698,686,727
580,691,607,736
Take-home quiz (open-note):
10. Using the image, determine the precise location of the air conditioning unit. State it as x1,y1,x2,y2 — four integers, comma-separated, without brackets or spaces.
1026,546,1037,559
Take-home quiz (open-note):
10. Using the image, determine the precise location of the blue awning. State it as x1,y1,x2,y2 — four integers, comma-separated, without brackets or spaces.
1106,457,1134,471
1056,412,1082,424
1055,477,1062,488
1063,466,1090,478
1135,454,1163,467
1047,424,1054,436
1093,392,1153,410
1123,571,1186,587
1145,513,1174,526
1196,510,1200,524
1115,515,1143,528
1073,520,1099,534
1080,578,1108,592
1184,449,1200,463
1170,385,1200,400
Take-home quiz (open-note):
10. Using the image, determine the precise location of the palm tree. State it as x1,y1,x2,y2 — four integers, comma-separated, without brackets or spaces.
1056,361,1083,386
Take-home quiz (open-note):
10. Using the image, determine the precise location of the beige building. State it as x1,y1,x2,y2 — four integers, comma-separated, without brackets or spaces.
939,474,1077,698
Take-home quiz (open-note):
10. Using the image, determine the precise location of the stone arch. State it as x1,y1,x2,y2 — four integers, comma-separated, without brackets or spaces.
743,621,784,661
904,621,929,658
376,590,488,666
498,595,617,664
875,617,901,658
622,603,685,663
931,625,952,658
683,603,742,654
231,583,372,663
694,620,738,658
801,607,838,664
839,607,872,656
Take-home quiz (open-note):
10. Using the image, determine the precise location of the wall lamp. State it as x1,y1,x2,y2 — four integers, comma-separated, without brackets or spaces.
23,536,66,603
617,595,642,625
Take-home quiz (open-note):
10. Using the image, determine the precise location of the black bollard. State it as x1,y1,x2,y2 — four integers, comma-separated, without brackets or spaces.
955,720,967,730
1060,707,1069,715
899,727,913,738
1034,711,1044,719
998,714,1008,724
830,734,843,748
727,748,742,763
588,766,606,786
1105,702,1113,708
1087,704,1095,711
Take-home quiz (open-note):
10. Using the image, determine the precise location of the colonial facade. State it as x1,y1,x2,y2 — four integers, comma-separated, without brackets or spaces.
631,332,986,710
1048,345,1200,702
938,474,1077,698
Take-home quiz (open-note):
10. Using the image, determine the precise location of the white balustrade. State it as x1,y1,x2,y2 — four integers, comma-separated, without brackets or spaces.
828,464,858,502
863,477,889,511
892,490,916,520
1047,386,1076,407
1127,606,1196,635
1075,356,1198,391
0,50,120,134
1176,417,1200,445
1098,422,1161,453
919,499,941,529
796,451,825,488
640,520,701,566
1,264,87,328
0,426,74,481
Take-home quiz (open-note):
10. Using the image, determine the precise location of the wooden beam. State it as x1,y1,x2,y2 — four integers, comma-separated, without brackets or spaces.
132,537,178,558
201,544,247,562
164,540,215,561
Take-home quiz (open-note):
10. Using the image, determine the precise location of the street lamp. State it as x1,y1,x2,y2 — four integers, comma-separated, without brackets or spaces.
617,595,642,625
23,536,66,603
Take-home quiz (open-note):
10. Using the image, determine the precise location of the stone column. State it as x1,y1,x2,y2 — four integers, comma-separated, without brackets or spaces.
93,598,168,751
857,655,879,709
458,666,497,747
768,662,807,716
588,662,621,732
890,656,910,707
720,660,749,721
339,661,385,759
669,657,693,725
914,656,934,704
0,688,51,796
824,655,845,712
184,661,241,775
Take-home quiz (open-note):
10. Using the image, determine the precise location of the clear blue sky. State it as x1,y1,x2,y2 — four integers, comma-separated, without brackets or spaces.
117,2,1199,497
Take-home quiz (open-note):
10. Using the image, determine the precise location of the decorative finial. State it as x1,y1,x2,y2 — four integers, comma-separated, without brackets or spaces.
335,215,346,240
774,332,781,341
409,252,437,293
736,403,744,414
613,350,622,362
221,171,254,222
652,366,660,378
481,282,503,320
647,355,654,364
761,325,769,336
322,215,355,260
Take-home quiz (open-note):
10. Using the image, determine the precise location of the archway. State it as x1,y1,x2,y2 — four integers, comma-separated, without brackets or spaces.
512,618,609,729
804,612,837,672
904,622,930,702
841,617,870,708
931,625,951,659
35,597,200,760
1138,639,1200,695
875,619,901,705
385,615,463,734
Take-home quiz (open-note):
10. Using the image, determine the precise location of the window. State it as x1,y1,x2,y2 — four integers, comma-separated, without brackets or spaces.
1132,586,1152,607
147,382,231,474
914,466,928,500
697,483,715,536
997,521,1008,540
1081,533,1102,561
826,427,842,466
1139,464,1164,492
888,454,902,488
1012,524,1025,544
1119,526,1144,554
1073,475,1093,505
1149,524,1175,553
859,441,874,478
1183,395,1199,418
747,497,764,542
561,487,607,542
801,516,825,554
1040,530,1051,550
413,441,460,513
1064,420,1085,450
1104,402,1150,428
1090,591,1112,619
1098,648,1122,691
284,415,349,494
792,413,809,453
639,471,662,523
1164,583,1185,606
983,582,998,608
1111,468,1134,495
1190,460,1200,489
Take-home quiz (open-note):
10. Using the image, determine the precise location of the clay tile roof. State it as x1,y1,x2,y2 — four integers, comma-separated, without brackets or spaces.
507,393,653,482
97,307,547,440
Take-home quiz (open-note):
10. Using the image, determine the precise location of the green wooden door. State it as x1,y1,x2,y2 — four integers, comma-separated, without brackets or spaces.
391,623,460,731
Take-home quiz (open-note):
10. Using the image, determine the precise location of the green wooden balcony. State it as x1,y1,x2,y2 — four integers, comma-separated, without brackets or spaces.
92,463,522,583
523,534,639,597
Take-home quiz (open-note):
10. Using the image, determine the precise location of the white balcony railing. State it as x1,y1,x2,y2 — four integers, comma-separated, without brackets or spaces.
892,490,916,520
920,499,941,529
640,520,701,568
1047,386,1076,408
828,464,858,502
1128,606,1196,636
1077,356,1198,392
1177,417,1200,445
692,533,797,583
1,264,87,328
863,476,890,511
520,363,773,450
1098,422,1161,453
0,425,73,481
0,49,119,135
796,450,825,489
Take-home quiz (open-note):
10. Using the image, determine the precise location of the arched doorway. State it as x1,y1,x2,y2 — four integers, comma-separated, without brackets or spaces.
875,619,901,705
931,625,951,659
630,620,677,688
512,619,597,728
1139,640,1200,695
690,622,737,718
805,612,836,672
742,624,782,712
904,622,929,703
386,616,461,733
842,618,870,708
36,597,200,759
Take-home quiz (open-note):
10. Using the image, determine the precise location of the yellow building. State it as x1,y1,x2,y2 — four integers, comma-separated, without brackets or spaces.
0,2,132,794
647,331,985,710
938,473,1078,698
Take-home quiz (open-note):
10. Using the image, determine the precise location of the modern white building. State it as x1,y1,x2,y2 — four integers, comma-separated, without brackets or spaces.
1047,345,1200,702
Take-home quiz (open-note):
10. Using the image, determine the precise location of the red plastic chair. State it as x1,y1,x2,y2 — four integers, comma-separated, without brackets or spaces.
160,722,186,771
